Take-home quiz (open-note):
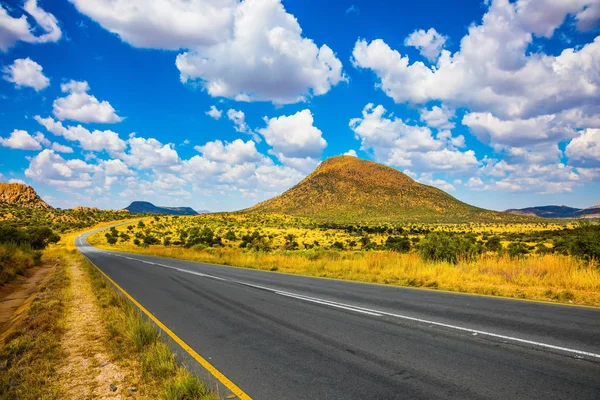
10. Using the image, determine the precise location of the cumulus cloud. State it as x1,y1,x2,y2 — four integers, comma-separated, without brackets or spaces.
68,0,236,49
404,28,447,62
419,105,455,130
349,103,478,172
51,142,73,153
194,139,263,165
565,128,600,168
258,109,327,163
53,80,123,123
35,115,127,155
25,149,93,188
0,129,42,150
417,173,456,192
227,109,250,133
206,105,222,119
121,136,180,169
462,112,576,149
2,58,49,91
352,1,600,120
70,0,345,104
0,0,62,52
344,149,358,157
176,0,345,104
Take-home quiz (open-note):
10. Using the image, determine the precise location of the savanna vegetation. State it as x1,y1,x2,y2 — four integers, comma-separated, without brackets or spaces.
90,213,600,306
1,208,215,399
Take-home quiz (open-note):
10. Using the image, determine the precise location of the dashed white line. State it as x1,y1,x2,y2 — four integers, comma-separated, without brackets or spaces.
83,245,600,360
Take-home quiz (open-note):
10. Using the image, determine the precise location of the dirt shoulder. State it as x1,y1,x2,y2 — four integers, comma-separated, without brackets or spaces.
58,261,137,399
0,262,55,340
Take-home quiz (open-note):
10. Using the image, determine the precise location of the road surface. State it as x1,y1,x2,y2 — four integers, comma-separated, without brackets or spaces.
77,231,600,399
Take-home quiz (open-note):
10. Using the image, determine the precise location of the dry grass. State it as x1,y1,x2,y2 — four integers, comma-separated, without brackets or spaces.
89,236,600,306
0,257,68,399
82,241,217,399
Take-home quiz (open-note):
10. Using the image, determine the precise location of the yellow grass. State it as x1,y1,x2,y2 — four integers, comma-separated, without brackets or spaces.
89,233,600,307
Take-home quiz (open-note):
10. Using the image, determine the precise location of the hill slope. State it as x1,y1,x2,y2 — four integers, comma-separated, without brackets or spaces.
124,201,198,215
574,205,600,219
247,156,523,223
0,182,52,209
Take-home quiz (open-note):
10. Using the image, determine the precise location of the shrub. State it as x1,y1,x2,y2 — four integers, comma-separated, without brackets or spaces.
418,232,481,264
385,236,411,253
507,242,529,259
485,236,502,252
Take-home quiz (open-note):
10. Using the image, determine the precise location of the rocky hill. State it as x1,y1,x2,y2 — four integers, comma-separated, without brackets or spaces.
247,156,527,223
0,182,52,209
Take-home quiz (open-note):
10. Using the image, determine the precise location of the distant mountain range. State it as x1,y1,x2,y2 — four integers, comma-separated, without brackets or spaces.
247,156,531,223
505,205,600,219
124,201,205,215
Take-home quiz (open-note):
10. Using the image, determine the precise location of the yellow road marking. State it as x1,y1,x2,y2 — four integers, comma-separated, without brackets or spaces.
80,251,252,400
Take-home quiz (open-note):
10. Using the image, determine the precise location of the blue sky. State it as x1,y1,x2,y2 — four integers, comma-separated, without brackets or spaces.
1,0,599,212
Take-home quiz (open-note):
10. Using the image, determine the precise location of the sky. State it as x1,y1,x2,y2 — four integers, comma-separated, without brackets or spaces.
0,0,599,212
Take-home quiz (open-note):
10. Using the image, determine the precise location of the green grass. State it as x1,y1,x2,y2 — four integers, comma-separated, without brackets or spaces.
84,257,217,399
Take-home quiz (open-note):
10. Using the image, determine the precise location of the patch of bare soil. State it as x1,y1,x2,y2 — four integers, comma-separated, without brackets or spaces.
58,262,137,399
0,263,55,338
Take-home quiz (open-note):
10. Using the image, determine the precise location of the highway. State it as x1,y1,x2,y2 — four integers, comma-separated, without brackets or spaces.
77,231,600,399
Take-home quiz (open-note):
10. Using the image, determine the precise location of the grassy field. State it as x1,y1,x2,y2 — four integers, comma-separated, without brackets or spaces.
1,223,216,400
88,213,600,306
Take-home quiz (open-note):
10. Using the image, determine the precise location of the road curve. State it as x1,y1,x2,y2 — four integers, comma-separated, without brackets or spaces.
77,230,600,400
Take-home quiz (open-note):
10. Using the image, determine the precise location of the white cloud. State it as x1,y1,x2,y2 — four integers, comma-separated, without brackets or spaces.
53,80,123,123
51,142,73,153
344,149,357,157
175,0,345,104
8,178,26,185
70,0,346,104
351,1,600,121
462,112,576,148
0,0,62,52
25,149,93,188
465,176,486,190
258,109,327,161
2,58,49,91
349,103,477,172
35,115,127,155
206,105,222,119
417,173,456,192
565,128,600,168
68,0,236,50
194,139,263,165
419,105,455,130
121,136,180,169
404,28,447,62
227,109,250,133
0,129,41,150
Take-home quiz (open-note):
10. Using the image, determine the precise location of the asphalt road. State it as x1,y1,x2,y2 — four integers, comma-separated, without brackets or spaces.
77,231,600,399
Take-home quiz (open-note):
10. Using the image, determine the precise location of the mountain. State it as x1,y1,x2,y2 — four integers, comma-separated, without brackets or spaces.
0,182,52,209
574,205,600,219
246,156,526,223
505,205,581,218
506,205,600,219
124,201,199,215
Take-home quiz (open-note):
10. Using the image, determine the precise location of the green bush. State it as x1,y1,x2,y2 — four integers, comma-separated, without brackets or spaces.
485,236,502,252
507,242,529,259
418,232,481,264
385,236,411,253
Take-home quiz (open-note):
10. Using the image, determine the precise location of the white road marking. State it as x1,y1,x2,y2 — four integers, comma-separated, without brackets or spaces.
82,245,600,360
